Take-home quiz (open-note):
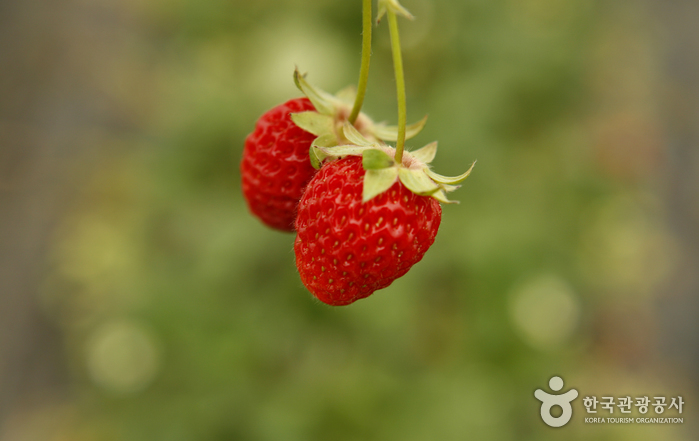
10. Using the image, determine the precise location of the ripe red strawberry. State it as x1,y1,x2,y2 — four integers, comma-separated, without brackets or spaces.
241,71,429,232
241,97,318,232
294,155,442,306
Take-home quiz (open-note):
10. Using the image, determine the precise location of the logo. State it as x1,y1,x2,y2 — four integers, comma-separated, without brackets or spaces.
535,376,579,427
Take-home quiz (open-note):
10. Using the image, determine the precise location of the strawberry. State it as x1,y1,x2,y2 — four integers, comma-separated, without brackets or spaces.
293,124,475,305
241,97,318,232
241,70,428,232
294,155,441,305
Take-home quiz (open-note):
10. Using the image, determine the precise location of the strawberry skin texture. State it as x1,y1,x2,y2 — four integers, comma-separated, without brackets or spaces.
241,98,317,232
294,156,442,306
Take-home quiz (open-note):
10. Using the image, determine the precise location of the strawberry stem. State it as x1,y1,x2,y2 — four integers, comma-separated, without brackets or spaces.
387,9,407,163
349,0,372,125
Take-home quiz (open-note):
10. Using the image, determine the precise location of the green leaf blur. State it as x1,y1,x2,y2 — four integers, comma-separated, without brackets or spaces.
16,1,693,441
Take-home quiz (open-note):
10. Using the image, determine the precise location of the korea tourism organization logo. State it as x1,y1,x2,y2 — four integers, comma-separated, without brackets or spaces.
535,376,578,427
534,376,685,428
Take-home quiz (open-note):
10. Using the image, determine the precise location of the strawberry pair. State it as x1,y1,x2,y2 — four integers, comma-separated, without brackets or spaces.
241,72,474,306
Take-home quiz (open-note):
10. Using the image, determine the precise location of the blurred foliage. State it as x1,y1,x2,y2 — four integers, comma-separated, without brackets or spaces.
14,0,692,440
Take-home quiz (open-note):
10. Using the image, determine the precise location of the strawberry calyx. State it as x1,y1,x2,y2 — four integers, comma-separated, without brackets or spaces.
311,121,476,204
290,68,428,160
377,0,414,24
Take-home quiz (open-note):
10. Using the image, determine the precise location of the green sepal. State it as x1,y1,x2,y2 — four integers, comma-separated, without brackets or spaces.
317,145,370,158
342,121,375,147
377,0,414,23
373,115,428,142
291,111,334,136
397,168,440,195
312,133,337,148
293,68,337,116
440,183,460,193
309,134,338,169
309,146,322,170
408,141,437,164
431,189,459,204
362,149,395,170
425,160,476,184
363,167,399,202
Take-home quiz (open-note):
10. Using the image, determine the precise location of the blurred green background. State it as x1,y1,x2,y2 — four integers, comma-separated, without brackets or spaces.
1,0,698,440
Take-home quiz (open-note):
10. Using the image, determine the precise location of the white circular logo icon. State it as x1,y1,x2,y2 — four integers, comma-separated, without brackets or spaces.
534,376,578,427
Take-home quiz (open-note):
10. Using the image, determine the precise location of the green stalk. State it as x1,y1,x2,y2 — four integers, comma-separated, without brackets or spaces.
349,0,373,124
387,9,406,162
